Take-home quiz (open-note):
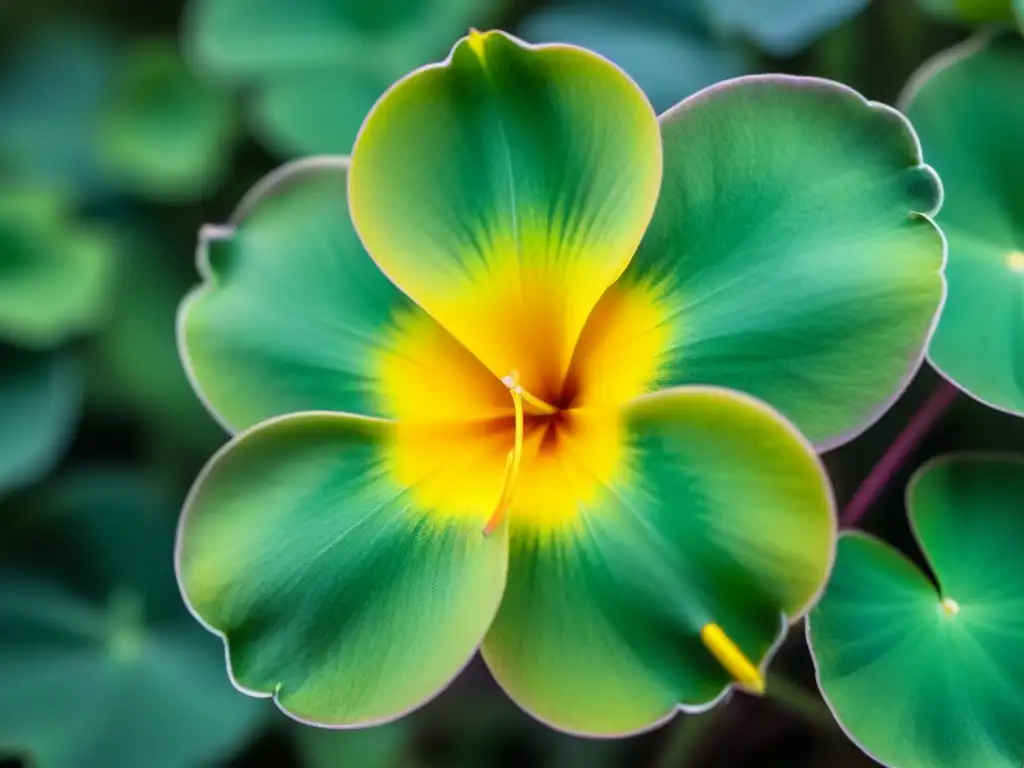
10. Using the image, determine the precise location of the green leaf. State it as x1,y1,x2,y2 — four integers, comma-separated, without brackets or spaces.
0,25,118,193
701,0,870,57
808,455,1024,768
0,472,266,767
176,412,509,726
0,188,116,348
185,0,500,156
902,33,1024,417
0,348,80,495
517,7,749,114
599,75,944,449
98,38,237,201
481,387,835,736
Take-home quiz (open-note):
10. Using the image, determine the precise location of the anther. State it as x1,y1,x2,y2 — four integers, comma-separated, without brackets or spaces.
700,623,765,695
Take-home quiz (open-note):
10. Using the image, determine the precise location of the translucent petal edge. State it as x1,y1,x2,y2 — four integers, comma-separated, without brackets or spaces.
346,28,661,297
172,408,510,730
658,73,949,453
175,156,354,435
485,384,837,738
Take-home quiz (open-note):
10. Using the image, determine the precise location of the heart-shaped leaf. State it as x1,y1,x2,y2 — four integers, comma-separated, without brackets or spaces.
808,455,1024,768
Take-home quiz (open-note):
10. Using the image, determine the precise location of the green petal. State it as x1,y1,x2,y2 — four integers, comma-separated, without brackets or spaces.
349,30,662,389
606,75,944,449
808,455,1024,768
0,472,264,768
902,33,1024,417
702,0,869,57
179,157,498,431
97,38,237,200
186,0,496,156
0,188,115,348
0,349,81,495
176,411,508,726
482,387,835,737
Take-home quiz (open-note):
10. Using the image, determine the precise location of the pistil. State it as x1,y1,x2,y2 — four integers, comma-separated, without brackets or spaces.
700,623,765,695
482,372,557,536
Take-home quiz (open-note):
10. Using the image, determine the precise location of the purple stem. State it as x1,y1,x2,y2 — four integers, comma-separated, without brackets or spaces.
841,380,959,528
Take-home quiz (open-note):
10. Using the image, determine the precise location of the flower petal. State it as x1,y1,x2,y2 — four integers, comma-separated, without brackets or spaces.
176,411,508,726
179,157,507,432
348,30,662,396
481,387,835,736
573,76,945,447
902,33,1024,417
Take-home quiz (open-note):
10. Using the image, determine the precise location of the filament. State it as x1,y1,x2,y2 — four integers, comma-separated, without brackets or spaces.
700,623,765,695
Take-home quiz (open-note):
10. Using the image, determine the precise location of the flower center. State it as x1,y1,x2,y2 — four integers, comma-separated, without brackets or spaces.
1006,250,1024,274
482,371,562,536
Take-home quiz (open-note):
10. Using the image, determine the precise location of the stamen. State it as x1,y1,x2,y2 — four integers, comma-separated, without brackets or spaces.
700,623,765,695
482,373,526,536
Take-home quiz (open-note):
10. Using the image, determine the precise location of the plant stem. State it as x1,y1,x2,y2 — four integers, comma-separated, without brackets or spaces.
764,673,835,730
654,705,730,768
842,380,958,528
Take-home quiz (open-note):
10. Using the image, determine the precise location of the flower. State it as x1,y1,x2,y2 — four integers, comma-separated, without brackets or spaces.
175,30,945,736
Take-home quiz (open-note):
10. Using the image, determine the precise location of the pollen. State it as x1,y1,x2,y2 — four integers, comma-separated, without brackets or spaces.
1006,250,1024,273
700,623,765,695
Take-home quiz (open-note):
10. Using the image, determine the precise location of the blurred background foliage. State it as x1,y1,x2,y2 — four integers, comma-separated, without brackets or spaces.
0,0,1021,766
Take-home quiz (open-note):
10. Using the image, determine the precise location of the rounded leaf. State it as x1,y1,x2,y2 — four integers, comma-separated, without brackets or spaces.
0,25,117,193
98,38,236,201
901,33,1024,417
0,472,265,768
176,411,509,726
0,188,115,348
808,455,1024,768
581,75,945,448
0,349,80,496
518,8,749,114
482,387,836,736
185,0,499,155
702,0,870,57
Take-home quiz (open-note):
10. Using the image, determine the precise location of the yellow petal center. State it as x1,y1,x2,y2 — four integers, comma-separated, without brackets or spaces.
375,277,672,535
